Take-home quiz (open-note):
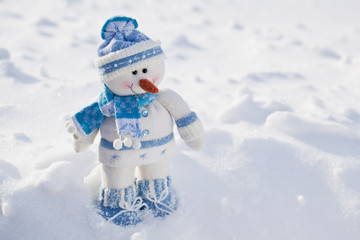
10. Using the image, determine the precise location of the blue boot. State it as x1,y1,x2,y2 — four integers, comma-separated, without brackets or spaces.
98,185,146,226
138,176,177,218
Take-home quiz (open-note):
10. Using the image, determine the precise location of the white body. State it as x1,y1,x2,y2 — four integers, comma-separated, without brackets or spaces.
70,88,205,189
69,58,205,190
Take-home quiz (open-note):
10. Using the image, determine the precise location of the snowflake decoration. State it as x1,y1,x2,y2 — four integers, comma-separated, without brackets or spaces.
110,154,119,161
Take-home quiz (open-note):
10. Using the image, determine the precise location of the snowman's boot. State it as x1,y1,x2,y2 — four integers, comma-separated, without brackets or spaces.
138,176,177,217
98,185,146,226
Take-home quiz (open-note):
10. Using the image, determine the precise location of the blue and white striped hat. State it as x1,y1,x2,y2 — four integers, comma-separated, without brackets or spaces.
95,16,165,83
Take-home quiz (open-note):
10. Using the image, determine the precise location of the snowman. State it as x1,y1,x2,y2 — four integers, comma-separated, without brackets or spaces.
66,16,205,226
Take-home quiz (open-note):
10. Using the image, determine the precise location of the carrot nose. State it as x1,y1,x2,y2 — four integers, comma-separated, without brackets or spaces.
139,79,159,94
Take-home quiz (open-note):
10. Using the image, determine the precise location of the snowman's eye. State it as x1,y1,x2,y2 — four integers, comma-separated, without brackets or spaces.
142,68,148,73
132,70,138,75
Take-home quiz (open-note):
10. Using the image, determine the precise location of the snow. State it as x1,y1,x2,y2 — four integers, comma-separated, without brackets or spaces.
1,0,360,239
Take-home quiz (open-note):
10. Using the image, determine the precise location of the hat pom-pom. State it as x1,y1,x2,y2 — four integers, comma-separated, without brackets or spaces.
101,16,138,40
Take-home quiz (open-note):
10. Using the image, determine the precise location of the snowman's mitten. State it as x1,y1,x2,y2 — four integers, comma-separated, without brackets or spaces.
65,121,98,153
177,117,206,150
158,89,206,151
73,138,90,153
184,136,206,150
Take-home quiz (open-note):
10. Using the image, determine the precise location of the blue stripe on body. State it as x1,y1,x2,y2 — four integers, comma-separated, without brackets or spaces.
99,46,163,76
100,133,174,151
175,112,198,128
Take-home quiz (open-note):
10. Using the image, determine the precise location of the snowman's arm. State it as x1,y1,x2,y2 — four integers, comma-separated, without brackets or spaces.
158,89,205,150
67,94,102,152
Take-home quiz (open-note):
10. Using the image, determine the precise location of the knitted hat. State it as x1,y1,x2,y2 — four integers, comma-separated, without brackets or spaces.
94,16,165,83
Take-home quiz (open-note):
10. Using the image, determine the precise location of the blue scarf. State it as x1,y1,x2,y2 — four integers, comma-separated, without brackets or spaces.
72,86,157,138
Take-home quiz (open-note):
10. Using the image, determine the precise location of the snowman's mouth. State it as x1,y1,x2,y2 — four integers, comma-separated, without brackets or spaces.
129,83,139,95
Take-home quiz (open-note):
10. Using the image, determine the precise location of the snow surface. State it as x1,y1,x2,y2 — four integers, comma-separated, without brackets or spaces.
1,0,360,239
